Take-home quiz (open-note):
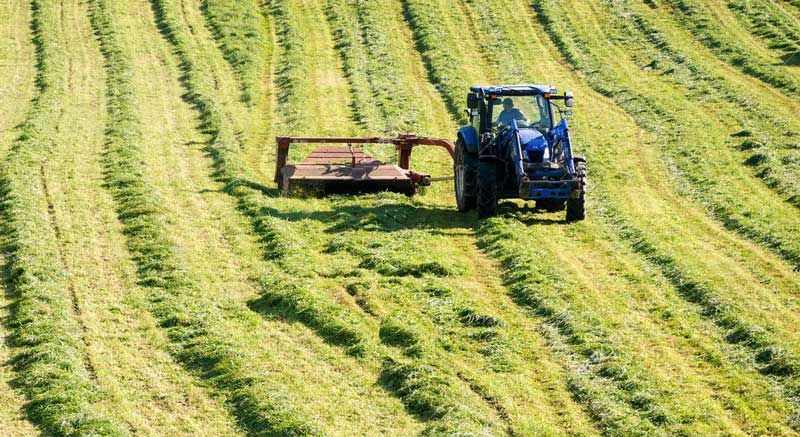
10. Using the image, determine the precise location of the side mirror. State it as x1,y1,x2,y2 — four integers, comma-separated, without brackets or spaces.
467,92,480,109
565,91,574,108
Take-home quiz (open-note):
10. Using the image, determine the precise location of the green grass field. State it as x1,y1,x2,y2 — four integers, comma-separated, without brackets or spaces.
0,0,798,435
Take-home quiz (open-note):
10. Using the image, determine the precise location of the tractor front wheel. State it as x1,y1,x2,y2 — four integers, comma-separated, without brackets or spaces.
454,137,477,212
477,160,498,218
566,158,587,222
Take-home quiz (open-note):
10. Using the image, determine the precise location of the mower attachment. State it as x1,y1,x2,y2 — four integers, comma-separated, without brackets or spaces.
275,135,454,195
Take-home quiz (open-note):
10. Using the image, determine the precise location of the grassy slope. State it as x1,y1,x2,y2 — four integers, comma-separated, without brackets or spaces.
528,0,800,428
403,0,799,434
727,0,800,65
0,0,244,433
0,0,130,433
556,1,800,269
614,1,800,207
550,0,800,351
0,0,796,434
662,0,800,96
0,1,39,433
129,0,427,433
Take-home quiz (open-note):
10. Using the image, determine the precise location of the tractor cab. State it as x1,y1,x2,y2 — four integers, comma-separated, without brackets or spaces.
455,84,586,220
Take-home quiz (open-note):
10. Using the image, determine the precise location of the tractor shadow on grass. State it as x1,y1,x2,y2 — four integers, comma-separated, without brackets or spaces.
253,197,568,236
256,201,471,235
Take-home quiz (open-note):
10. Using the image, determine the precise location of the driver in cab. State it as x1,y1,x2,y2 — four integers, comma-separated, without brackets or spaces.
497,98,527,126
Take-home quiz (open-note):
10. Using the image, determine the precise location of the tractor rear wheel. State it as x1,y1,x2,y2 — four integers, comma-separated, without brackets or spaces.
566,158,587,222
477,160,498,218
454,137,477,211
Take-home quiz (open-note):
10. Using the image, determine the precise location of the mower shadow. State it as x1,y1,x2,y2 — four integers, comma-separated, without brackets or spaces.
256,197,568,235
258,201,471,235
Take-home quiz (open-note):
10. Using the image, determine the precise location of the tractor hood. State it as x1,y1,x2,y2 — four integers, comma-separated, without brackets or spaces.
517,128,549,162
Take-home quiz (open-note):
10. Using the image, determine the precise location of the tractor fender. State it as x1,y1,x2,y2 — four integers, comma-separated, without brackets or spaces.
457,126,480,154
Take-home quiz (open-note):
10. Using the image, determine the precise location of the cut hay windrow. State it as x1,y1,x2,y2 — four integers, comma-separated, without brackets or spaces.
325,0,423,135
662,0,800,97
477,219,678,434
531,0,800,271
400,0,483,124
727,0,800,66
599,1,800,209
322,0,385,131
379,358,500,435
372,290,509,434
0,0,127,434
596,194,800,428
251,272,367,353
90,0,319,434
200,0,269,105
148,0,375,357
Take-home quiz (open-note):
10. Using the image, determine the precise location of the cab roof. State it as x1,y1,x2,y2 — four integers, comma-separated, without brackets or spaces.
470,84,557,97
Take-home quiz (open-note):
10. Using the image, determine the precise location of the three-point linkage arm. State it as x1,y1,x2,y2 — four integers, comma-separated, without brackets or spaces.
274,134,455,184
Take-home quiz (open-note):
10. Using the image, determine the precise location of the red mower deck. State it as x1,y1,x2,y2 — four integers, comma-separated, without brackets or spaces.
275,136,455,196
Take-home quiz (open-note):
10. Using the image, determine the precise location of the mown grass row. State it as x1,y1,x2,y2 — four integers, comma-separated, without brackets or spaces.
326,224,514,373
476,219,666,435
199,0,269,105
532,0,800,270
92,0,320,434
399,0,481,124
405,1,800,432
268,0,358,137
236,204,504,433
315,203,516,434
594,187,800,427
661,0,800,96
727,0,800,65
263,3,514,430
0,1,127,434
324,0,422,135
149,0,499,432
164,0,370,360
599,2,800,209
398,1,676,431
526,1,800,428
322,0,385,131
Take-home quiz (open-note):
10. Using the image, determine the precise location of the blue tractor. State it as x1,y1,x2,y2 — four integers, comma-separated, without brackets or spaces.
454,84,586,220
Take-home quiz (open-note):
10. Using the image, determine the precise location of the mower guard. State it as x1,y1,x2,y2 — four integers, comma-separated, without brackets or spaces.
275,135,454,195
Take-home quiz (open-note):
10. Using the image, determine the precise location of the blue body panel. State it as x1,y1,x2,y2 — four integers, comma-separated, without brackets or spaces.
550,119,575,174
457,126,480,154
519,129,548,161
527,187,573,200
